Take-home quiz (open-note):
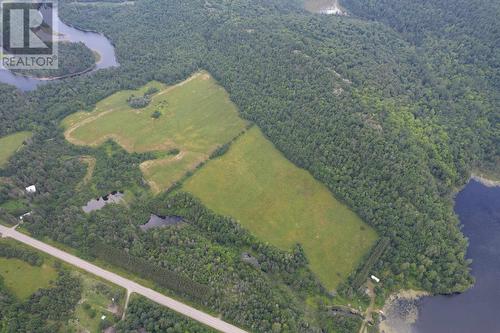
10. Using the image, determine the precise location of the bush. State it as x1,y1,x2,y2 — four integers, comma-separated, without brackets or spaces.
127,95,151,109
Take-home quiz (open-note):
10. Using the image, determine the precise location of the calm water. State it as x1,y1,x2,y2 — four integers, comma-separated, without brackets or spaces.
82,191,124,213
413,180,500,333
140,214,183,231
0,6,118,91
304,0,346,15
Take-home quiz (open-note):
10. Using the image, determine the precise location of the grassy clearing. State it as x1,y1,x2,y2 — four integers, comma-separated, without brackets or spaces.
62,72,248,192
0,131,32,167
69,272,124,333
0,256,57,300
184,127,378,290
78,156,97,187
0,199,30,216
140,151,206,193
0,238,125,332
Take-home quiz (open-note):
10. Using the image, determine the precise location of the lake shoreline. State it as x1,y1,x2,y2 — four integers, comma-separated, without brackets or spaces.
379,290,429,333
470,173,500,188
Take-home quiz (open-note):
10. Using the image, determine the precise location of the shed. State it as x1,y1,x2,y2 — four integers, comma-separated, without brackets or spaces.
25,185,36,193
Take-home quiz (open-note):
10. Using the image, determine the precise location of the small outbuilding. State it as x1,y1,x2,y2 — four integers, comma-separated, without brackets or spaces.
25,185,36,193
19,212,32,220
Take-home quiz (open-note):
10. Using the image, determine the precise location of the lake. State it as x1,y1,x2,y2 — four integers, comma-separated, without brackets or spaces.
412,180,500,333
0,5,118,91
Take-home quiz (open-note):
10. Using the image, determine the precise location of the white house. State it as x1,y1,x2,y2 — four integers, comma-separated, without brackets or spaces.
25,185,36,193
371,275,381,283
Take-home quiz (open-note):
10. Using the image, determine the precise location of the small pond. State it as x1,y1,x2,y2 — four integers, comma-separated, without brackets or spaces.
140,214,183,231
82,191,124,213
304,0,346,15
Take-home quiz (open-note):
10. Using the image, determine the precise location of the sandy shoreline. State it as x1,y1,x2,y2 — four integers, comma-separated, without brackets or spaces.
379,290,429,333
470,174,500,188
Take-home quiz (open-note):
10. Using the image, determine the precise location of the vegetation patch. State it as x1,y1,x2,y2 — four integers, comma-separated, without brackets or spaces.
78,155,97,188
0,239,125,332
184,127,378,290
69,272,124,333
63,72,248,192
12,42,95,79
0,131,32,168
0,255,57,300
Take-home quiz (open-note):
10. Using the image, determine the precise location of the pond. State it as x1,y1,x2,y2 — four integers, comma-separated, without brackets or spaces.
0,5,118,91
412,180,500,332
304,0,346,15
82,191,124,213
140,214,183,231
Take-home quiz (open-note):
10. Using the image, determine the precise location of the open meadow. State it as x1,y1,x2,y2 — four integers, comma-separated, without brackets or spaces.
62,72,248,192
0,131,32,168
0,239,125,332
184,127,378,290
0,256,58,300
62,71,377,289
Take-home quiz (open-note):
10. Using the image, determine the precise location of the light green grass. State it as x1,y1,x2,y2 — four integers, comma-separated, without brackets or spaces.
0,257,57,300
0,238,125,332
0,131,32,167
184,127,378,290
62,72,247,192
0,199,29,216
70,272,124,333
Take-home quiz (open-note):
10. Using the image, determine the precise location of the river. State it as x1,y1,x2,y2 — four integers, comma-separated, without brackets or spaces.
412,180,500,332
0,6,118,91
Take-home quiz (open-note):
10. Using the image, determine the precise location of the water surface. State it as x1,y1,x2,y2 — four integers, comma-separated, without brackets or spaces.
82,191,124,213
0,6,118,91
413,180,500,333
304,0,346,15
140,214,183,231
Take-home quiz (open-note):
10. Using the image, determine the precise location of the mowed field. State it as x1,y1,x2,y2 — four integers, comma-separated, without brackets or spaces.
0,131,32,168
62,72,248,192
184,127,378,290
0,256,58,300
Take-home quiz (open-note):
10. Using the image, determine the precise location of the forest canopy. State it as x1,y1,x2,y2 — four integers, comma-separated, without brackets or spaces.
0,0,498,331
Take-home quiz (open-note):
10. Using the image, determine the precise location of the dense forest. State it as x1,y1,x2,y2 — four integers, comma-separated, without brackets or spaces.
0,246,82,332
13,42,96,79
116,297,216,333
0,0,498,331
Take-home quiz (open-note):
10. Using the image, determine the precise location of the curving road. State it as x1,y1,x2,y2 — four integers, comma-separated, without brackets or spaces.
0,224,247,333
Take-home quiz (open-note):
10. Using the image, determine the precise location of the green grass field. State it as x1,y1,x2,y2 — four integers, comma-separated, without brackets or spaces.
62,72,248,192
0,131,32,167
184,127,378,290
0,257,58,300
0,239,125,332
70,272,124,333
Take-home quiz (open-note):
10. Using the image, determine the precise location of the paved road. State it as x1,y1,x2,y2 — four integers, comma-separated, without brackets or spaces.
0,225,247,333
